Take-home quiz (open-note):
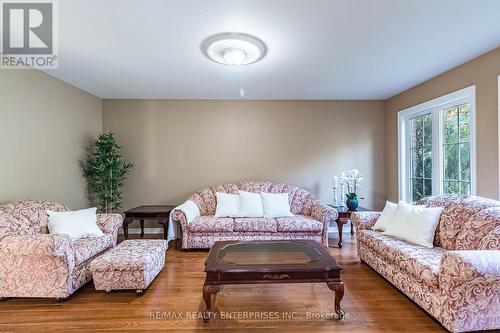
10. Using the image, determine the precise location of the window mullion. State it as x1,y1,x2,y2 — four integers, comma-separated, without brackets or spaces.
407,118,414,201
457,109,461,191
431,108,441,196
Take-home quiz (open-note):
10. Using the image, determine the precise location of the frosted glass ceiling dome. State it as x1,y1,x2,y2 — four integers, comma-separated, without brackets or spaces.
202,33,267,66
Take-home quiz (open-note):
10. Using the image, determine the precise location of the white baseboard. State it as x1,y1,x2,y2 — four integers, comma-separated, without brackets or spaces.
328,222,353,234
119,227,164,235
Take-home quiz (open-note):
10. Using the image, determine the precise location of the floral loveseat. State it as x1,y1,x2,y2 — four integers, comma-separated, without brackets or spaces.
172,181,337,249
352,195,500,333
0,200,123,300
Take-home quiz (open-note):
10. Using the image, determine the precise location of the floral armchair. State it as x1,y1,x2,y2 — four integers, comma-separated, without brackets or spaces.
0,200,123,300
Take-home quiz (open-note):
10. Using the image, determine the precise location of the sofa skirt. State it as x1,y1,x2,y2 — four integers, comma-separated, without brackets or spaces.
182,232,326,249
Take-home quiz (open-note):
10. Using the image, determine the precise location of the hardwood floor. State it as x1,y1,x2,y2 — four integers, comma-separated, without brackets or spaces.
0,234,446,332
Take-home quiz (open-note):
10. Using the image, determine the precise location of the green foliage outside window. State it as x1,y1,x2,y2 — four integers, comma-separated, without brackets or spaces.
443,103,470,196
411,114,432,201
410,102,471,202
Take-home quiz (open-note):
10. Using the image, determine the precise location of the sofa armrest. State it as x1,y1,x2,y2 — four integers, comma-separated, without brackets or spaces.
439,251,500,332
172,209,189,230
478,226,499,250
310,203,338,225
172,200,201,231
351,212,381,231
96,213,123,235
0,234,76,297
0,233,73,258
305,203,336,248
440,250,500,283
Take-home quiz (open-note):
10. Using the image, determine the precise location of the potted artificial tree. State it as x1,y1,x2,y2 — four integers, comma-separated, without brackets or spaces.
81,132,133,213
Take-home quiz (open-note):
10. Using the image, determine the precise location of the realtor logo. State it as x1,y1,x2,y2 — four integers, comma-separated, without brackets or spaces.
1,0,58,68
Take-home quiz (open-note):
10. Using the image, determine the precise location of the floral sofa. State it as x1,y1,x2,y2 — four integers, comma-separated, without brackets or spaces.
352,195,500,333
172,181,337,249
0,200,123,300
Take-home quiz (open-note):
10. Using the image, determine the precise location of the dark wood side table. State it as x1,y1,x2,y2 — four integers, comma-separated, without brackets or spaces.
123,205,176,240
329,205,370,248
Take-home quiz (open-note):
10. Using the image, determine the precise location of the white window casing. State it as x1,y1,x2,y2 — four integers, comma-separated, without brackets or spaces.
398,85,476,202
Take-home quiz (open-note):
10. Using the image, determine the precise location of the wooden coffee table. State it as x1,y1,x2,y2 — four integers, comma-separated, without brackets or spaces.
202,240,344,322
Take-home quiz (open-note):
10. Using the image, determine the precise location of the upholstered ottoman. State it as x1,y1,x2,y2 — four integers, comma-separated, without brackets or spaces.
89,240,167,294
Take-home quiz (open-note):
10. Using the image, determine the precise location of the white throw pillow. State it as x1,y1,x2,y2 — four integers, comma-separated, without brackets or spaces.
372,201,397,231
238,190,264,218
383,201,444,248
214,192,240,217
260,192,293,218
47,208,104,240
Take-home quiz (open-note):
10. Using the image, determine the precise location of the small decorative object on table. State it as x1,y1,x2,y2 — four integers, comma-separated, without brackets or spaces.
332,176,339,206
340,169,363,210
345,193,359,211
339,172,346,207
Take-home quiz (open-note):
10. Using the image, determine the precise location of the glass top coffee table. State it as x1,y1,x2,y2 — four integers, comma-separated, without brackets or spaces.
202,240,344,322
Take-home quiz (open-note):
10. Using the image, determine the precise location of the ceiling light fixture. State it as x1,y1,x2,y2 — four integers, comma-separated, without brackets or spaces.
202,33,266,66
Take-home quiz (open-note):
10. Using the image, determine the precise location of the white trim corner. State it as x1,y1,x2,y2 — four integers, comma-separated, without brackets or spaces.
498,75,500,199
469,85,477,196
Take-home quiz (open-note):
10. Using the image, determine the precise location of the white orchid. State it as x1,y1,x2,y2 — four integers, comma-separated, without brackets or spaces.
339,169,364,199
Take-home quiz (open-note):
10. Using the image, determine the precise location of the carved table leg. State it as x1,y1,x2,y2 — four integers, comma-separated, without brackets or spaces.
336,219,344,248
202,283,220,323
327,281,345,319
158,219,168,240
123,218,132,240
140,219,145,238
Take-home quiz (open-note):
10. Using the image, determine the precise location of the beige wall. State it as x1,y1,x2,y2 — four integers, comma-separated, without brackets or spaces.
2,46,497,217
103,100,386,212
385,47,500,201
0,69,102,209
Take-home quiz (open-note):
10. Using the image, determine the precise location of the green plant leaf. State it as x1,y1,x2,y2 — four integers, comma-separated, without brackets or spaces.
80,132,133,213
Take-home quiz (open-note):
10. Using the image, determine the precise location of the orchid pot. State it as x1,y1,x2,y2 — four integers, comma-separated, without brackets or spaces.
345,193,359,211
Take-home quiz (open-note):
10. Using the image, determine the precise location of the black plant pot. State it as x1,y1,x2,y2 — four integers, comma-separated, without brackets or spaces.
346,198,359,211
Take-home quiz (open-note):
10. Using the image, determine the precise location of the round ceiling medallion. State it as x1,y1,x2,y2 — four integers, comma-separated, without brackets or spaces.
202,33,267,66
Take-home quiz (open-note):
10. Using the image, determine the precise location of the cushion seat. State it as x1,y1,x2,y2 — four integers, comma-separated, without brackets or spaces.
276,215,323,233
358,230,443,287
187,216,233,233
234,218,277,232
89,240,167,292
72,235,112,266
187,215,324,234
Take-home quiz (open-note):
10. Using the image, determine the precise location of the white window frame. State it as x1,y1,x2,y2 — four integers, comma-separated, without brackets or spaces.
398,85,476,202
498,76,500,199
